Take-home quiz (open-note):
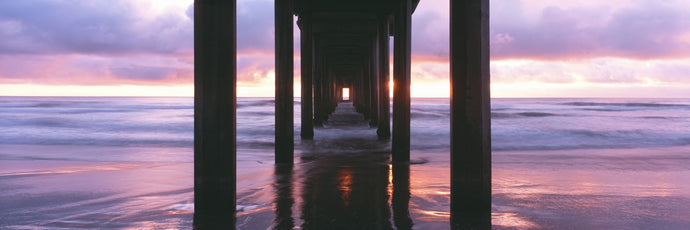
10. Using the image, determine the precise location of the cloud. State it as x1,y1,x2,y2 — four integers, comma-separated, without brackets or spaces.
490,0,690,60
411,61,448,82
1,0,689,96
237,54,274,82
110,65,174,80
0,0,282,55
237,0,277,54
2,0,689,60
0,0,280,85
408,0,690,60
490,58,690,84
411,1,449,59
186,4,194,20
0,0,193,55
180,0,281,54
0,54,192,85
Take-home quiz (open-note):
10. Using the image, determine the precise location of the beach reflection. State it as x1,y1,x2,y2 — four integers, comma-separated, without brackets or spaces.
392,163,413,229
268,151,436,230
297,153,395,229
273,163,295,229
491,148,690,229
337,166,354,207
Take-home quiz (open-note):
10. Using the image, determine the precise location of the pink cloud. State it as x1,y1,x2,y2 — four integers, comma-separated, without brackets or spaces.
490,1,690,60
0,54,192,85
0,0,689,97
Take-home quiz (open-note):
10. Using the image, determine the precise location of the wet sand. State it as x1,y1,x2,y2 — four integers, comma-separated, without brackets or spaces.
492,147,690,229
0,145,194,229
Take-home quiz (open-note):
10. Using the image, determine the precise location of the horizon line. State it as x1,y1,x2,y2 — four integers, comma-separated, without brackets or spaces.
2,95,689,99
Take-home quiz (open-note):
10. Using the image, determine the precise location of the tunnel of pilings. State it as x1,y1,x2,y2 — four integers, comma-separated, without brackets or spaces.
194,0,490,229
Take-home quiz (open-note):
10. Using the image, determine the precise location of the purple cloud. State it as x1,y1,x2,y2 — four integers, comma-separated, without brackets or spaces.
237,0,277,54
1,0,689,89
3,0,689,60
237,54,274,82
0,0,193,55
408,0,690,60
411,1,449,60
490,1,690,60
110,65,174,81
0,0,282,84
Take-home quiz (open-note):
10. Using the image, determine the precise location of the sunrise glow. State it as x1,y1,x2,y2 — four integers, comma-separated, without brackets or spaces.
0,0,688,97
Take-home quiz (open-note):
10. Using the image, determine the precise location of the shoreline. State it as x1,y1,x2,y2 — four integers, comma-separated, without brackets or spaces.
1,144,688,229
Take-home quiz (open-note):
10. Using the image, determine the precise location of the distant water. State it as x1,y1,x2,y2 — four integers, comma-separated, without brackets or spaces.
2,97,689,151
1,97,689,229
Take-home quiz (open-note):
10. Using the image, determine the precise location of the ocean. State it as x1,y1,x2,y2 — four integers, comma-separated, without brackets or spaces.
0,97,689,229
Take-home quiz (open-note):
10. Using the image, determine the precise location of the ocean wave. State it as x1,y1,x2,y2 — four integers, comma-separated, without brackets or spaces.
0,101,192,110
2,97,689,155
238,111,275,116
0,138,193,148
236,99,302,108
491,112,561,119
492,143,690,151
410,110,448,119
491,128,690,151
641,116,671,120
562,102,689,108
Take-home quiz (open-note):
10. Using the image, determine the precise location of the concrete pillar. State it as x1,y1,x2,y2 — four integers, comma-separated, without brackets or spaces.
320,58,330,121
354,66,365,113
360,65,367,114
361,59,369,118
273,164,295,229
392,163,412,229
324,65,333,117
193,0,236,228
352,75,358,105
313,51,324,127
299,15,314,139
337,81,343,102
392,0,412,162
331,78,337,110
450,0,491,228
369,37,380,127
329,72,336,113
321,66,329,118
275,0,294,163
377,17,391,140
356,70,363,111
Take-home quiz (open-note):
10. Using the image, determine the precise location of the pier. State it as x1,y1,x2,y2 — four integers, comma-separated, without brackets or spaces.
194,0,490,228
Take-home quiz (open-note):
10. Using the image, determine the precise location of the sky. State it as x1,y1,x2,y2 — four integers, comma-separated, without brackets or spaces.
1,0,689,97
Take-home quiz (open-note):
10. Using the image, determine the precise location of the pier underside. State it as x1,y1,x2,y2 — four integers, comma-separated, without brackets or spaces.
194,0,490,228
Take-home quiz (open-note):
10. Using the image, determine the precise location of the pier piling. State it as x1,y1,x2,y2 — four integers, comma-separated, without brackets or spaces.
275,0,295,164
193,0,237,228
450,0,492,228
194,0,491,228
299,14,314,139
392,0,412,162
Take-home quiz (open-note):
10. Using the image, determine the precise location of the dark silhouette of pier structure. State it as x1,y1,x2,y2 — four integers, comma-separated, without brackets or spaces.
194,0,489,229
